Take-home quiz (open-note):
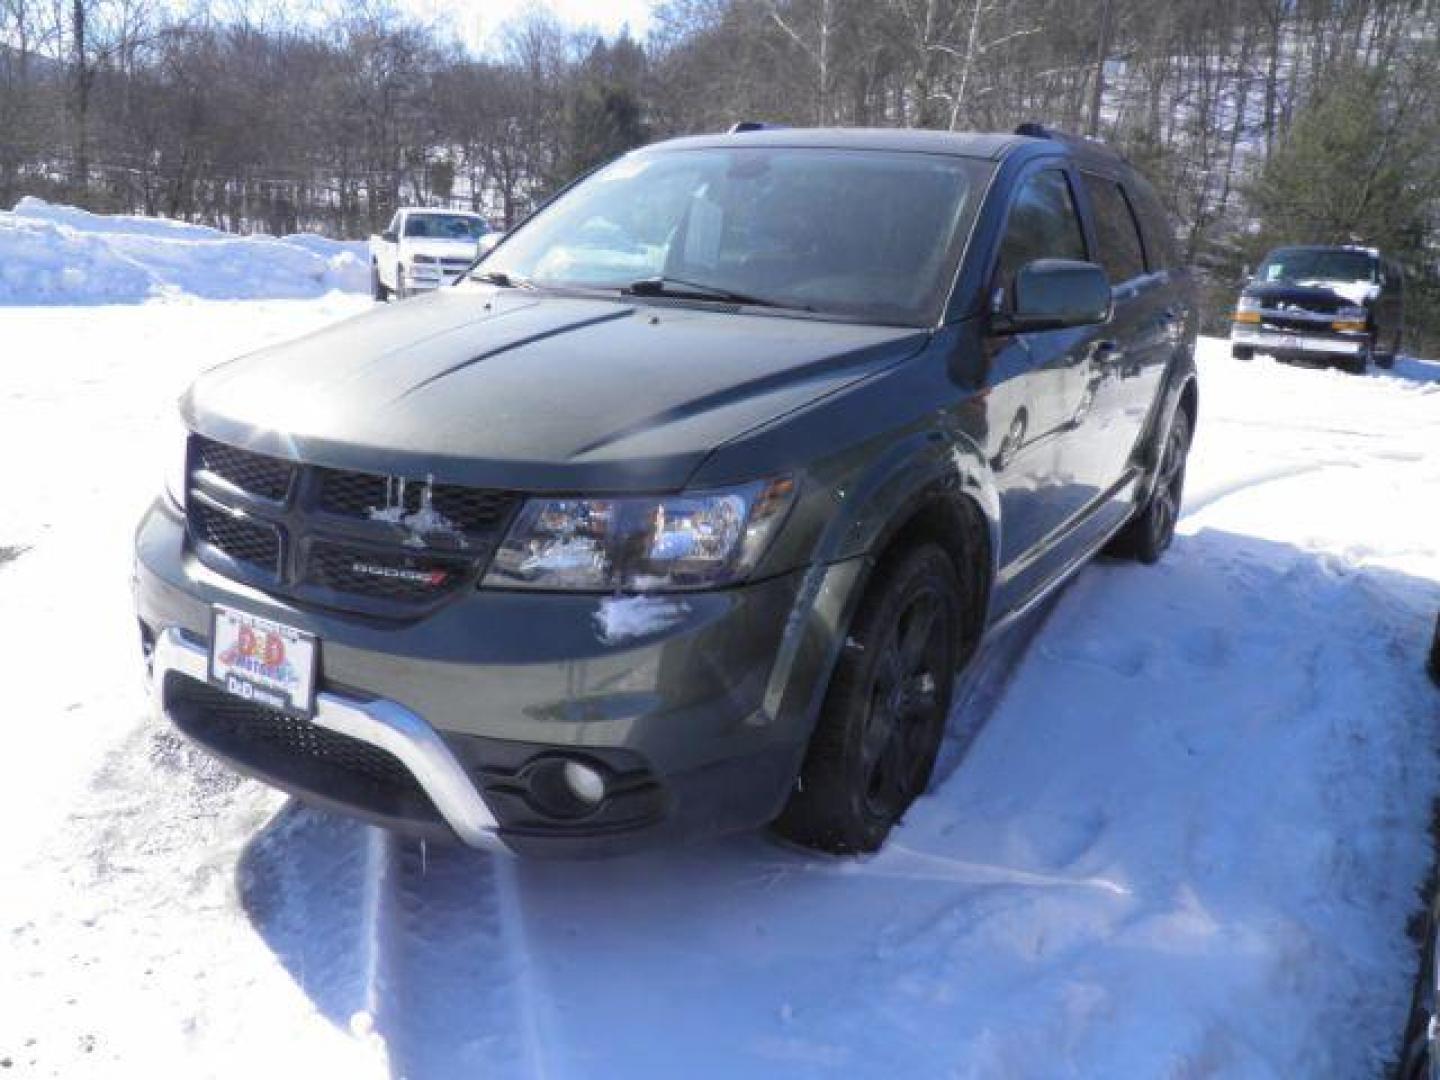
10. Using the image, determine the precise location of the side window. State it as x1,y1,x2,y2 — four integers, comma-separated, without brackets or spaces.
1081,174,1146,284
1124,179,1180,270
995,169,1087,291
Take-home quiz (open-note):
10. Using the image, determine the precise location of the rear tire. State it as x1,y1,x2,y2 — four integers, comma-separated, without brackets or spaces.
1106,408,1192,564
772,544,962,854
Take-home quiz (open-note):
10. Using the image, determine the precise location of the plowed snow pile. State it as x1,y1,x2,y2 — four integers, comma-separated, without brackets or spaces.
0,198,367,304
0,244,1438,1076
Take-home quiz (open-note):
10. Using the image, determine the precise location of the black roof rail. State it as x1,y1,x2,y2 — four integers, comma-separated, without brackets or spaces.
728,121,786,134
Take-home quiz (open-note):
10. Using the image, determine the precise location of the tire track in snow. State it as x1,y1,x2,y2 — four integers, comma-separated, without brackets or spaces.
1181,460,1357,519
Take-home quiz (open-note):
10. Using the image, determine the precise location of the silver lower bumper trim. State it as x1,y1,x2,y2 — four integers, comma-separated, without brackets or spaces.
151,627,505,851
1231,330,1365,356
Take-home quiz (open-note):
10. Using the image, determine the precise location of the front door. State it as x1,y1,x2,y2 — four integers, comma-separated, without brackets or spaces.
982,165,1113,612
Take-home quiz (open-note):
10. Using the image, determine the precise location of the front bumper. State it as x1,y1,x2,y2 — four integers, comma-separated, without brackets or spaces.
404,264,467,291
1231,325,1367,358
136,501,857,855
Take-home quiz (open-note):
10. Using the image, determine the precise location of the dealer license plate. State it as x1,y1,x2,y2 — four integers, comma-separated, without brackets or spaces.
209,606,318,718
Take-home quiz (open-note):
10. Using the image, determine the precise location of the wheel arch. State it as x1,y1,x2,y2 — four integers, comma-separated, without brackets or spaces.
759,426,1001,748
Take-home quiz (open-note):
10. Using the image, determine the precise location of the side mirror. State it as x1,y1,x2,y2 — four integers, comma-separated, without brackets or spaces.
382,230,397,243
478,232,504,255
991,259,1111,335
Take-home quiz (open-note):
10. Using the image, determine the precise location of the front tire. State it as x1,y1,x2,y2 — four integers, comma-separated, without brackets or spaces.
395,265,407,300
1231,345,1254,361
1343,337,1373,375
1106,407,1192,564
1428,613,1440,687
371,261,390,302
773,544,962,854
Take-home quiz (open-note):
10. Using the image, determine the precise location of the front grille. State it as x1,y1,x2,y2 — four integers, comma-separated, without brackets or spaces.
195,437,294,501
315,466,518,535
441,258,472,273
307,541,471,602
185,437,518,614
1262,315,1342,333
192,500,281,574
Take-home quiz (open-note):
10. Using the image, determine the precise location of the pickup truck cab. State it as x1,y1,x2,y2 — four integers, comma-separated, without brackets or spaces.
1231,244,1404,373
137,125,1198,858
370,208,491,300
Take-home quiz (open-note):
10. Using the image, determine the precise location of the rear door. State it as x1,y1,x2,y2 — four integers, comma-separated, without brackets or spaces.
1076,172,1169,490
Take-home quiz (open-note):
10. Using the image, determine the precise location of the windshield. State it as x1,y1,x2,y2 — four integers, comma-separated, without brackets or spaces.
1258,248,1376,286
405,214,487,240
480,148,990,325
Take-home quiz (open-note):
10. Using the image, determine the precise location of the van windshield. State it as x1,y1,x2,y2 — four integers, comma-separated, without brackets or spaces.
1258,249,1377,286
481,148,991,325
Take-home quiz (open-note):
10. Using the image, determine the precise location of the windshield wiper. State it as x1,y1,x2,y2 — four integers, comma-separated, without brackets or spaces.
621,276,800,310
470,269,533,289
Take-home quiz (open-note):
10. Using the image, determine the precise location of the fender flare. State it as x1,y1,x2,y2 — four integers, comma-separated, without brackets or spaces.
758,426,1002,749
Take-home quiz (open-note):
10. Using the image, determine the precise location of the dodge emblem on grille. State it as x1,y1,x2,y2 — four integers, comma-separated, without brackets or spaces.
349,561,449,587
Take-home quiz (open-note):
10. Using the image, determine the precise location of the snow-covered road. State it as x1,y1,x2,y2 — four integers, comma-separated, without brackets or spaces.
2,298,1438,1078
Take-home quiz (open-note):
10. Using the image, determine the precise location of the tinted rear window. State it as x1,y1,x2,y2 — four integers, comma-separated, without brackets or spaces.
1123,177,1180,270
1081,174,1147,284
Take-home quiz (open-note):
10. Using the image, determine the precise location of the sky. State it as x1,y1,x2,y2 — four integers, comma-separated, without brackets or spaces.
403,0,656,52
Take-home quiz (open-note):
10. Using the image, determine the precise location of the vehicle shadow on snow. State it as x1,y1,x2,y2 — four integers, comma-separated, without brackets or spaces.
1386,355,1440,386
235,528,1440,1079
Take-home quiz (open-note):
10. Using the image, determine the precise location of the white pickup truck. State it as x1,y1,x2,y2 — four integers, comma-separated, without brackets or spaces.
369,208,498,300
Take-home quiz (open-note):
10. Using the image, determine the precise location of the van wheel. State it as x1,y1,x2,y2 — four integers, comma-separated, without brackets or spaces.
1343,338,1373,375
371,262,390,302
1106,408,1191,564
772,544,960,854
395,265,407,300
1231,346,1254,361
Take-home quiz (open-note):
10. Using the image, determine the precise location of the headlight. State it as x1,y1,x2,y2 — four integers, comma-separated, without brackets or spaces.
411,254,439,266
482,478,797,592
164,412,191,510
1336,305,1367,322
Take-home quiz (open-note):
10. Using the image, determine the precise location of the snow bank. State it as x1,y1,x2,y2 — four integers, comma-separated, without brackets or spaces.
0,197,368,304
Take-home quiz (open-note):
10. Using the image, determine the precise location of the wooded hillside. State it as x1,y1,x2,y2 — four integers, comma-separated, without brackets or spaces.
3,0,1438,343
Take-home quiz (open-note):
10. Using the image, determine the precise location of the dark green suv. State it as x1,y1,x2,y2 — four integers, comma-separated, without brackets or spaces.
134,125,1198,856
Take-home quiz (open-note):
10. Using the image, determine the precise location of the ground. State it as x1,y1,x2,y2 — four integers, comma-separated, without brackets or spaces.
1,295,1438,1079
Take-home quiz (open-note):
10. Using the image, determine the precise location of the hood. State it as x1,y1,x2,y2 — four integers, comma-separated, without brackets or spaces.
185,287,928,492
1244,279,1378,312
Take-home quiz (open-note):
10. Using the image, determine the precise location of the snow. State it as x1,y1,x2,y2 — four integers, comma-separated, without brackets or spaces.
1,279,1438,1077
0,198,368,304
593,594,693,644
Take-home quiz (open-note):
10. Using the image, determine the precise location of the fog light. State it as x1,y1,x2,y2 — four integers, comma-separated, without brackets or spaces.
563,761,606,806
525,757,608,819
